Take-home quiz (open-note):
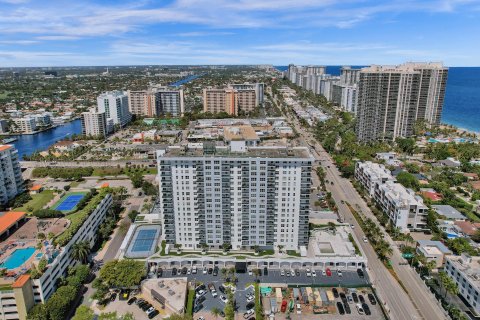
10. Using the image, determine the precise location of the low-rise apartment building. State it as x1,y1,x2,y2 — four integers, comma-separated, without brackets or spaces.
445,254,480,315
0,192,112,320
11,118,36,134
355,161,427,231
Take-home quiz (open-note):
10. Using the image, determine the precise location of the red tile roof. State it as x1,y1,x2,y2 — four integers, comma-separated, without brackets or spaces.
12,274,31,288
0,212,26,235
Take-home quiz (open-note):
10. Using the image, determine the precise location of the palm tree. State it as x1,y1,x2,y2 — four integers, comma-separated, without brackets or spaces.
210,307,221,319
71,241,90,264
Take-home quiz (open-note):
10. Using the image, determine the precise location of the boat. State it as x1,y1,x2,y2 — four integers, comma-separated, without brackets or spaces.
2,137,17,144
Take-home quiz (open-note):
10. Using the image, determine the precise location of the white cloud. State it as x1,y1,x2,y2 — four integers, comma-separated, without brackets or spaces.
35,35,81,40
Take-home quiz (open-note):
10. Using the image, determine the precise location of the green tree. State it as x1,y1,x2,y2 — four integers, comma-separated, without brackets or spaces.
439,271,459,298
396,172,420,191
98,259,146,288
396,137,416,155
71,241,91,264
72,306,95,320
211,307,222,319
27,304,49,320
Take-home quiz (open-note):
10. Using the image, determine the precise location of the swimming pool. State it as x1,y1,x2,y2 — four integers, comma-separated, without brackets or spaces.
0,247,36,270
53,193,85,212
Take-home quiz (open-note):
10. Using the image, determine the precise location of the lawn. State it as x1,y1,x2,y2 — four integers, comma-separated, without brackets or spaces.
14,190,55,213
69,181,81,188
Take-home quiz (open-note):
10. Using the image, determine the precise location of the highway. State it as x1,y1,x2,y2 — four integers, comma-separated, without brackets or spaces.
288,115,447,320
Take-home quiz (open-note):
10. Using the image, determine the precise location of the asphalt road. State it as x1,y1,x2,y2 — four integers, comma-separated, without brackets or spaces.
20,159,154,168
287,114,447,320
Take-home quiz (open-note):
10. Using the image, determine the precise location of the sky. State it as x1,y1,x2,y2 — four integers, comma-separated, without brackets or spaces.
0,0,479,67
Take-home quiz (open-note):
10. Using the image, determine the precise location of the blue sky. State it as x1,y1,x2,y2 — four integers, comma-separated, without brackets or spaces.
0,0,479,67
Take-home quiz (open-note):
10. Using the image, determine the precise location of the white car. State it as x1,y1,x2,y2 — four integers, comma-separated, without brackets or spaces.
203,267,207,274
197,317,205,320
187,268,191,275
196,290,206,298
363,236,368,243
290,269,295,276
350,224,355,229
220,295,228,303
243,309,254,319
311,270,317,277
322,270,326,276
356,303,365,315
146,307,155,314
248,270,253,276
280,269,285,276
337,270,343,277
296,303,302,314
247,295,255,303
306,268,311,277
192,266,197,274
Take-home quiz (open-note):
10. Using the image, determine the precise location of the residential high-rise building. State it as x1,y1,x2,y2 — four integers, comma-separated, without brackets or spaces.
154,87,185,117
157,145,313,251
355,62,448,141
128,87,185,117
97,91,131,127
0,145,24,206
81,108,108,137
340,66,361,86
203,83,263,115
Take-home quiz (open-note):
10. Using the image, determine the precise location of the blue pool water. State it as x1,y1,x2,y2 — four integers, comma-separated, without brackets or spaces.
0,247,36,270
55,194,85,211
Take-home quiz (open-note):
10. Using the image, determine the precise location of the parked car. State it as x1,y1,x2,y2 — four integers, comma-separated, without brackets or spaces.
362,303,371,315
356,303,365,315
148,310,159,319
343,302,351,314
196,284,206,293
246,302,255,309
208,268,213,274
243,309,254,319
306,268,311,277
295,269,300,276
172,268,178,276
337,302,345,315
280,269,285,276
213,267,219,276
296,303,302,314
196,290,206,298
352,293,359,303
326,268,332,276
181,267,187,275
110,293,117,301
220,295,228,303
359,295,365,304
337,270,343,277
322,269,326,276
192,266,197,274
357,269,364,278
311,270,317,277
195,295,206,305
127,297,137,305
146,307,155,314
340,292,347,303
368,293,377,305
332,288,339,298
193,303,203,313
263,267,268,276
203,267,207,274
347,296,353,304
219,285,226,294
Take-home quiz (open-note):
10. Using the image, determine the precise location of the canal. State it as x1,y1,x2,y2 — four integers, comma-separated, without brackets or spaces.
11,119,82,159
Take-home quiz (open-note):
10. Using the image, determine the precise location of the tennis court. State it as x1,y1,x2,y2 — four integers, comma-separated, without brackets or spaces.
53,193,86,212
125,225,161,258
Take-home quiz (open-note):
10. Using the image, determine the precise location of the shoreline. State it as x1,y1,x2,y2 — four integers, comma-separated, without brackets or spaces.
439,122,480,138
0,118,80,137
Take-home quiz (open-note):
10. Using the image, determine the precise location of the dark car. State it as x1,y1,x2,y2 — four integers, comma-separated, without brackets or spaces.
295,269,300,276
148,310,159,319
127,297,137,305
367,293,377,305
336,302,345,315
208,268,213,274
110,293,117,301
246,302,255,309
263,267,268,276
352,292,358,303
332,288,339,298
357,269,364,278
181,267,188,275
156,268,163,278
343,302,351,314
196,295,206,305
359,295,365,304
219,285,226,294
138,302,147,309
220,311,225,317
142,303,152,311
196,284,206,292
362,303,371,315
213,267,219,276
193,303,204,313
340,292,347,303
172,268,178,276
135,298,145,305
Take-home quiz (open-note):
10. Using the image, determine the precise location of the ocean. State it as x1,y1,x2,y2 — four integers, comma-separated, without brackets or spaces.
275,66,480,133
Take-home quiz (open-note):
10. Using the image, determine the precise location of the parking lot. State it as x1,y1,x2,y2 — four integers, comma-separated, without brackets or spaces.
160,267,371,318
